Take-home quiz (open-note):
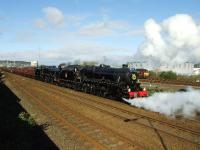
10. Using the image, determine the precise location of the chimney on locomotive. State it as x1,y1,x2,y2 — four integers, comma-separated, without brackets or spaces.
58,63,67,70
122,64,128,68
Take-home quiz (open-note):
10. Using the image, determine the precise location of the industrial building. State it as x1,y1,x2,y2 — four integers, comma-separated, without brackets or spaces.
193,63,200,75
159,62,194,75
0,60,37,67
128,61,200,75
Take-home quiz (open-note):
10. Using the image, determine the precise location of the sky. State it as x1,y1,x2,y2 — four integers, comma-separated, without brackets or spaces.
0,0,200,65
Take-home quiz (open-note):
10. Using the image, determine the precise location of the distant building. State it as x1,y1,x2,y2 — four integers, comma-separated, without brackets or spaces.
193,63,200,75
128,61,200,75
193,68,200,75
194,63,200,68
31,61,38,67
0,60,31,67
159,62,194,75
173,62,194,75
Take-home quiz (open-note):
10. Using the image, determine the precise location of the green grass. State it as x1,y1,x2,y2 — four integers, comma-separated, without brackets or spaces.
18,112,36,126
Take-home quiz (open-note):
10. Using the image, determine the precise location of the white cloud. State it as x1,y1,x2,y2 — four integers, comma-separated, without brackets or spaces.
65,15,85,26
0,43,130,66
0,27,7,35
78,20,131,36
35,19,46,28
38,6,87,28
79,22,113,36
40,44,130,64
124,28,144,36
0,15,6,20
0,29,3,35
15,31,34,43
43,6,65,26
136,14,200,64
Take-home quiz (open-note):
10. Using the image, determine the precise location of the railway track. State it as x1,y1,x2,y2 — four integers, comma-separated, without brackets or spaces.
140,79,200,88
9,74,144,150
7,73,200,149
29,85,200,146
18,74,200,135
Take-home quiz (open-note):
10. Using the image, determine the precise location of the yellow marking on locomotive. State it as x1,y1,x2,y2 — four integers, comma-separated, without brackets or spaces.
144,72,149,77
131,74,137,80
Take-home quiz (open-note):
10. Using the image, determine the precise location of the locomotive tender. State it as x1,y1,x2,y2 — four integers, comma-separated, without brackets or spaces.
35,64,148,99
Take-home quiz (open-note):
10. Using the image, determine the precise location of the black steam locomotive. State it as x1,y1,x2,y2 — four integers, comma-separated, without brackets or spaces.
35,64,148,99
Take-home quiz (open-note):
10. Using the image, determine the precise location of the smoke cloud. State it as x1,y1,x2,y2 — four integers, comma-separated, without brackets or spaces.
123,87,200,118
136,14,200,64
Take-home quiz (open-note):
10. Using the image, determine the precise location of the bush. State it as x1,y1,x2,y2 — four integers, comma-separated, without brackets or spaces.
149,71,157,78
159,71,177,80
18,112,36,126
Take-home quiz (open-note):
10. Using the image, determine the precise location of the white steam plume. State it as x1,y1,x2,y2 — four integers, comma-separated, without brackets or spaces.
123,87,200,118
136,14,200,64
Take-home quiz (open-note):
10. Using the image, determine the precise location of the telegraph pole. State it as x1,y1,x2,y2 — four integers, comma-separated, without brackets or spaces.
38,46,41,67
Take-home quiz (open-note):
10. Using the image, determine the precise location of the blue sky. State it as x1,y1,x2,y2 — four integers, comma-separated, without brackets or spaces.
0,0,199,65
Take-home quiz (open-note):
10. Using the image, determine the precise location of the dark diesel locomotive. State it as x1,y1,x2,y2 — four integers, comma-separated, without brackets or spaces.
35,64,148,99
